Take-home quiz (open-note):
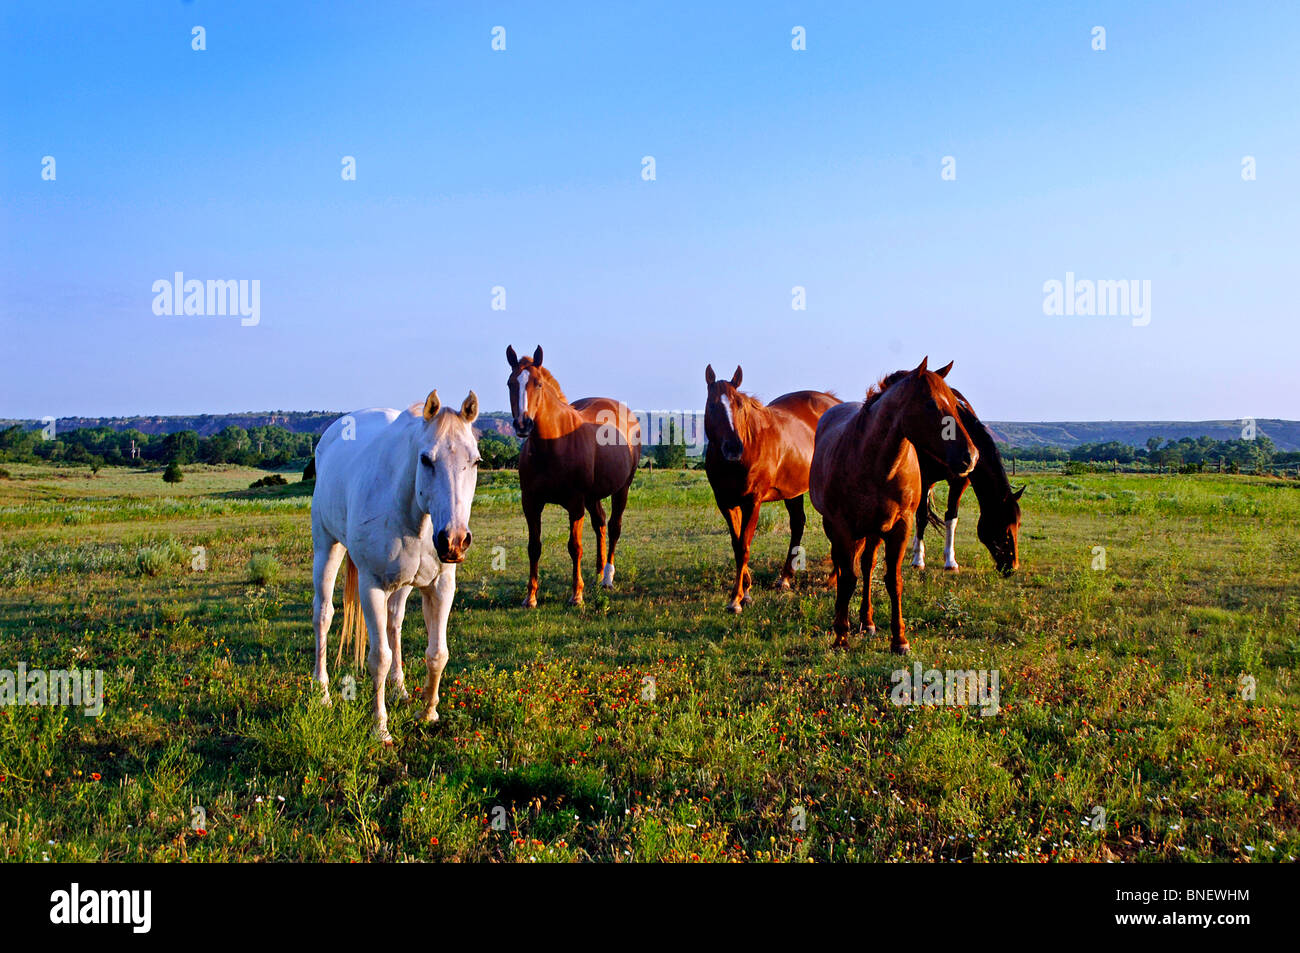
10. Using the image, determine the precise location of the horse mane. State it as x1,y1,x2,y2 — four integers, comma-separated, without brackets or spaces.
729,387,766,416
863,370,909,410
523,363,568,405
951,386,1014,495
722,387,767,442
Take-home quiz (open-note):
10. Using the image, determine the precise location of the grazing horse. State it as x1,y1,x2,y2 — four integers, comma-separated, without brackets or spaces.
809,358,978,652
506,345,640,607
910,387,1024,575
703,364,839,612
310,390,480,743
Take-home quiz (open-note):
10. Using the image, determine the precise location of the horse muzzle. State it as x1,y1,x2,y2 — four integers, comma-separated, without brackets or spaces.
513,418,534,438
721,438,744,462
436,529,472,563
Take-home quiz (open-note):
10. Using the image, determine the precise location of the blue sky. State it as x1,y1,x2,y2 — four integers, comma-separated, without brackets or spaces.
2,1,1297,420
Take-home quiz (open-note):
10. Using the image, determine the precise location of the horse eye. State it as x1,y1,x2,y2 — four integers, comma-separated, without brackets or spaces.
421,453,434,468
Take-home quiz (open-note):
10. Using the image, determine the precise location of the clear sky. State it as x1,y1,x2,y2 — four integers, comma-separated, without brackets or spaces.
2,1,1297,421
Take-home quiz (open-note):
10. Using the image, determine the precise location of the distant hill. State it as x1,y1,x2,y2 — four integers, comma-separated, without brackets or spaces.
984,419,1300,452
0,411,518,440
2,412,1296,451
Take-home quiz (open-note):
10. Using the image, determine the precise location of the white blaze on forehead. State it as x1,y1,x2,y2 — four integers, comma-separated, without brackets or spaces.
515,370,530,415
721,393,735,429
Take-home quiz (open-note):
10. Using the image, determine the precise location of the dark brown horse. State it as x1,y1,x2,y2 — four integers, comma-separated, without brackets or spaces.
704,364,839,612
809,358,978,652
910,387,1023,575
506,345,641,607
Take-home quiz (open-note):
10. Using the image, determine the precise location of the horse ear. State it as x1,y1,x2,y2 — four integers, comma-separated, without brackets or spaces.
423,390,441,421
460,391,479,423
934,360,954,379
1011,485,1025,501
731,366,743,388
705,364,716,386
532,345,543,367
506,345,518,369
912,356,929,377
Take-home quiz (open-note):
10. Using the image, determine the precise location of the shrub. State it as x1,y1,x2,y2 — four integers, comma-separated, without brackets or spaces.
249,474,288,489
137,540,187,576
162,461,184,483
247,553,280,586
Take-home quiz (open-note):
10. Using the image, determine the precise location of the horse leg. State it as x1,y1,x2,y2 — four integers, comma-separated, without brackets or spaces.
829,536,863,648
604,482,631,587
418,565,456,723
567,504,585,606
587,497,611,588
885,523,911,654
719,504,744,612
858,538,881,635
738,499,760,605
357,576,395,743
522,495,543,608
725,498,757,611
911,483,931,570
385,586,412,704
943,479,967,572
311,540,346,705
778,495,806,591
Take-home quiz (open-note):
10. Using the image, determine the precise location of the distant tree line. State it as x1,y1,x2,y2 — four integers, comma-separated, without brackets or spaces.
0,424,315,469
1001,435,1298,472
0,423,530,472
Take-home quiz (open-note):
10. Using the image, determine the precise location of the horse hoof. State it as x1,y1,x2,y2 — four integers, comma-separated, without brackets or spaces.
891,641,910,655
741,593,753,606
777,578,792,592
391,688,411,705
944,563,959,573
725,600,743,614
568,594,584,606
831,636,850,649
319,691,332,708
859,623,876,637
376,728,394,745
421,707,439,724
911,562,925,571
521,597,537,609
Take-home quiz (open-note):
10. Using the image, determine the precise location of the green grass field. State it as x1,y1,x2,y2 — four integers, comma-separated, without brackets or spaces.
0,463,1297,862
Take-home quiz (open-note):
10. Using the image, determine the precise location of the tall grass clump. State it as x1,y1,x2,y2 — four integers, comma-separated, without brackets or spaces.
247,553,281,586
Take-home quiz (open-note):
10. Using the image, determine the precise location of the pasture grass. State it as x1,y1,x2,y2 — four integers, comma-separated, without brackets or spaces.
0,463,1297,862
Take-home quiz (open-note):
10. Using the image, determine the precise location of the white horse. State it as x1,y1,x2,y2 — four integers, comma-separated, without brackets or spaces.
310,389,480,743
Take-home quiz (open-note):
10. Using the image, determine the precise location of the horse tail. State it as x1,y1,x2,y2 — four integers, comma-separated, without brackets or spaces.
336,555,367,669
925,486,945,531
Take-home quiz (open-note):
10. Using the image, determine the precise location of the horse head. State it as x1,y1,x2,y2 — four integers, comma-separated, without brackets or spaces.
891,357,978,480
978,484,1024,574
507,345,555,439
704,363,746,462
415,389,480,563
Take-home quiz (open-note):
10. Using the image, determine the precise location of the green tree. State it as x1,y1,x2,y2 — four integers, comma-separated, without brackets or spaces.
653,417,687,469
479,432,520,469
162,460,184,483
161,430,199,464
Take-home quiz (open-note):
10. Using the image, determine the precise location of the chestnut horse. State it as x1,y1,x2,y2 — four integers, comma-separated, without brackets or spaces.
703,364,839,612
910,387,1024,575
506,345,641,607
809,358,978,652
